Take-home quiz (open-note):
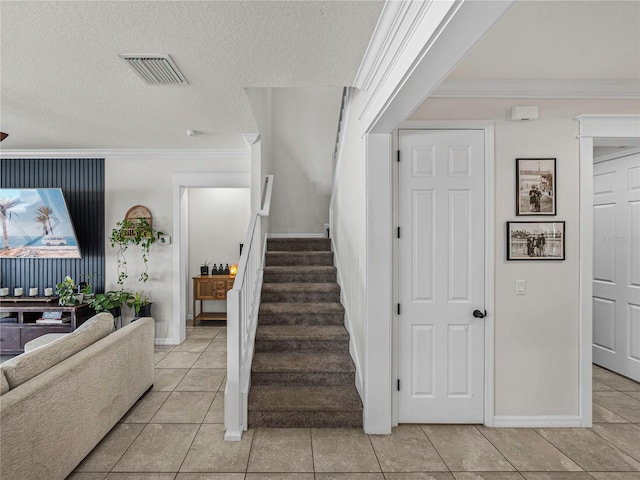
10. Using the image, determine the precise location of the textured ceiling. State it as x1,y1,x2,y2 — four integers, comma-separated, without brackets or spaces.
0,1,384,150
2,1,638,152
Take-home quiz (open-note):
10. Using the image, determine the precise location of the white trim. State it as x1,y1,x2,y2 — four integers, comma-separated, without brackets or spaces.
359,0,515,135
353,0,406,90
364,133,393,435
576,114,640,428
242,134,260,148
594,147,640,164
577,114,640,138
394,121,496,427
331,236,364,400
0,149,250,160
432,79,640,99
494,415,583,428
172,173,251,347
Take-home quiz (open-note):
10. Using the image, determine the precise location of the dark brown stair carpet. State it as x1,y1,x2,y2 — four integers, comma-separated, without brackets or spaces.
267,237,331,251
261,282,341,303
255,325,349,352
266,251,334,266
263,265,337,283
249,237,362,428
257,304,345,326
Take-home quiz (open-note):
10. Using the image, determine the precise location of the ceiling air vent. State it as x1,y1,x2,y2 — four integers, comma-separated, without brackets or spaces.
118,54,188,85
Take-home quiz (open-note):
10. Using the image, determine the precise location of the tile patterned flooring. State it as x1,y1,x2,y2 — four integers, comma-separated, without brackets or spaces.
67,324,640,480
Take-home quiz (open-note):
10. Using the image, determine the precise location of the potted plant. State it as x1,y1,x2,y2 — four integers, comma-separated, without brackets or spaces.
88,290,132,318
56,276,79,306
79,272,99,301
109,218,163,285
127,292,152,319
200,260,210,276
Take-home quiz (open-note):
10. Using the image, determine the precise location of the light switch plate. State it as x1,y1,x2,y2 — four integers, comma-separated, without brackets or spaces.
515,280,526,295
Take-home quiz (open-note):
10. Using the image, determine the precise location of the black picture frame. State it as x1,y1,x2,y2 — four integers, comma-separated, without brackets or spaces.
516,158,556,216
507,221,565,261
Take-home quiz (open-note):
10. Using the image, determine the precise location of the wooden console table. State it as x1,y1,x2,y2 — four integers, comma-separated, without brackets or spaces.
0,300,92,354
193,275,235,326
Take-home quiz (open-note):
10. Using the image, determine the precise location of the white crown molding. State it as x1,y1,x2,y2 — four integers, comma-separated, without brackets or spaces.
0,149,250,160
354,0,515,134
432,79,640,99
353,0,411,91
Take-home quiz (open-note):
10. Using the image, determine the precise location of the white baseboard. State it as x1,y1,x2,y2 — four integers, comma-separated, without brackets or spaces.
493,415,583,428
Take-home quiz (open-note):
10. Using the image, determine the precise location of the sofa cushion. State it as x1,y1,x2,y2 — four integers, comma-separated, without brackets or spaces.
1,312,113,389
0,369,9,395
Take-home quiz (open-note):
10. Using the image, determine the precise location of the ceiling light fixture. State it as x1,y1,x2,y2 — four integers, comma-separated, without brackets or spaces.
186,130,202,137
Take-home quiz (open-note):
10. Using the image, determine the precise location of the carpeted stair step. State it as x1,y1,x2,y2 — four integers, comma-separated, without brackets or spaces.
249,236,361,429
267,237,331,252
261,283,340,303
248,385,362,428
258,302,345,326
255,325,349,352
263,265,336,283
251,351,355,386
266,251,334,266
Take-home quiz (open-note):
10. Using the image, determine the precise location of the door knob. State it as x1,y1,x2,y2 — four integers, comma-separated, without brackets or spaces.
473,309,486,319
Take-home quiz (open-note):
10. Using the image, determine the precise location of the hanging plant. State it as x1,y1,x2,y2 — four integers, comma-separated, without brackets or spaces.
109,218,163,285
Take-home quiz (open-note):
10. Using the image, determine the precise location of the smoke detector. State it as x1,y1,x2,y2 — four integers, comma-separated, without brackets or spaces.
119,54,188,85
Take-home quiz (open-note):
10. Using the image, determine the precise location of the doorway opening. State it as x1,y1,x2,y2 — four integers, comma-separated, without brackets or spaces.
172,173,251,346
187,187,250,326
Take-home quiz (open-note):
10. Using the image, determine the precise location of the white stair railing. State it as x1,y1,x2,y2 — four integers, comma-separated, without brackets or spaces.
225,175,273,441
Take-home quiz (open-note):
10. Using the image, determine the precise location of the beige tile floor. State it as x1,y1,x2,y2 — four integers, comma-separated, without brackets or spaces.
68,324,640,480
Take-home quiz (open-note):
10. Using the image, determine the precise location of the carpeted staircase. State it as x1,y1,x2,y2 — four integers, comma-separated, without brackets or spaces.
248,237,363,428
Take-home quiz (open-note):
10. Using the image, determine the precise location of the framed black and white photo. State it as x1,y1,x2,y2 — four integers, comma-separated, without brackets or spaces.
516,158,556,215
507,221,565,261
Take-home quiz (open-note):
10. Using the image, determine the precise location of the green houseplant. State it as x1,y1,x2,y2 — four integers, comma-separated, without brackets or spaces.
56,276,79,306
109,218,163,285
88,290,132,318
127,291,152,319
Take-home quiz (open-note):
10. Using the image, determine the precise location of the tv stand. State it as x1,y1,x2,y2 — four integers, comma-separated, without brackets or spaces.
0,300,92,354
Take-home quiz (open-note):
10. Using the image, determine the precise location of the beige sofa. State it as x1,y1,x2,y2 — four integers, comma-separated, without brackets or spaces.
0,313,154,480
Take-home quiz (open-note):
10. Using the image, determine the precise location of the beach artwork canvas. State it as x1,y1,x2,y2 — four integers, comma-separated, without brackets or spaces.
0,188,81,258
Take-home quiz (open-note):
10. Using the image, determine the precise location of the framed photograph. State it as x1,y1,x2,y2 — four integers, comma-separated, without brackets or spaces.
516,158,556,215
507,221,565,261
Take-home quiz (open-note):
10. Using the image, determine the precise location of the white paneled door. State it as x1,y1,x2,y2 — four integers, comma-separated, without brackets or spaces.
593,152,640,382
397,129,485,423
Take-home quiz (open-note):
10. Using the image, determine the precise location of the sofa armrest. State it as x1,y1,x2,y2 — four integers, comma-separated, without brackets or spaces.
0,317,154,480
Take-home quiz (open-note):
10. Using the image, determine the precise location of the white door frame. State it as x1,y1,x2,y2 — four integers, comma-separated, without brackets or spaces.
576,114,640,427
171,173,251,346
392,120,495,426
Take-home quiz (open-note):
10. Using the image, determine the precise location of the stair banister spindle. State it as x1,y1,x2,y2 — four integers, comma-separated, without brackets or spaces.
225,175,273,441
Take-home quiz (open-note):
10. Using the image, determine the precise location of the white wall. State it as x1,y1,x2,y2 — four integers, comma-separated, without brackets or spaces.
246,87,342,234
105,152,250,342
330,89,368,392
187,187,250,317
408,97,640,418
